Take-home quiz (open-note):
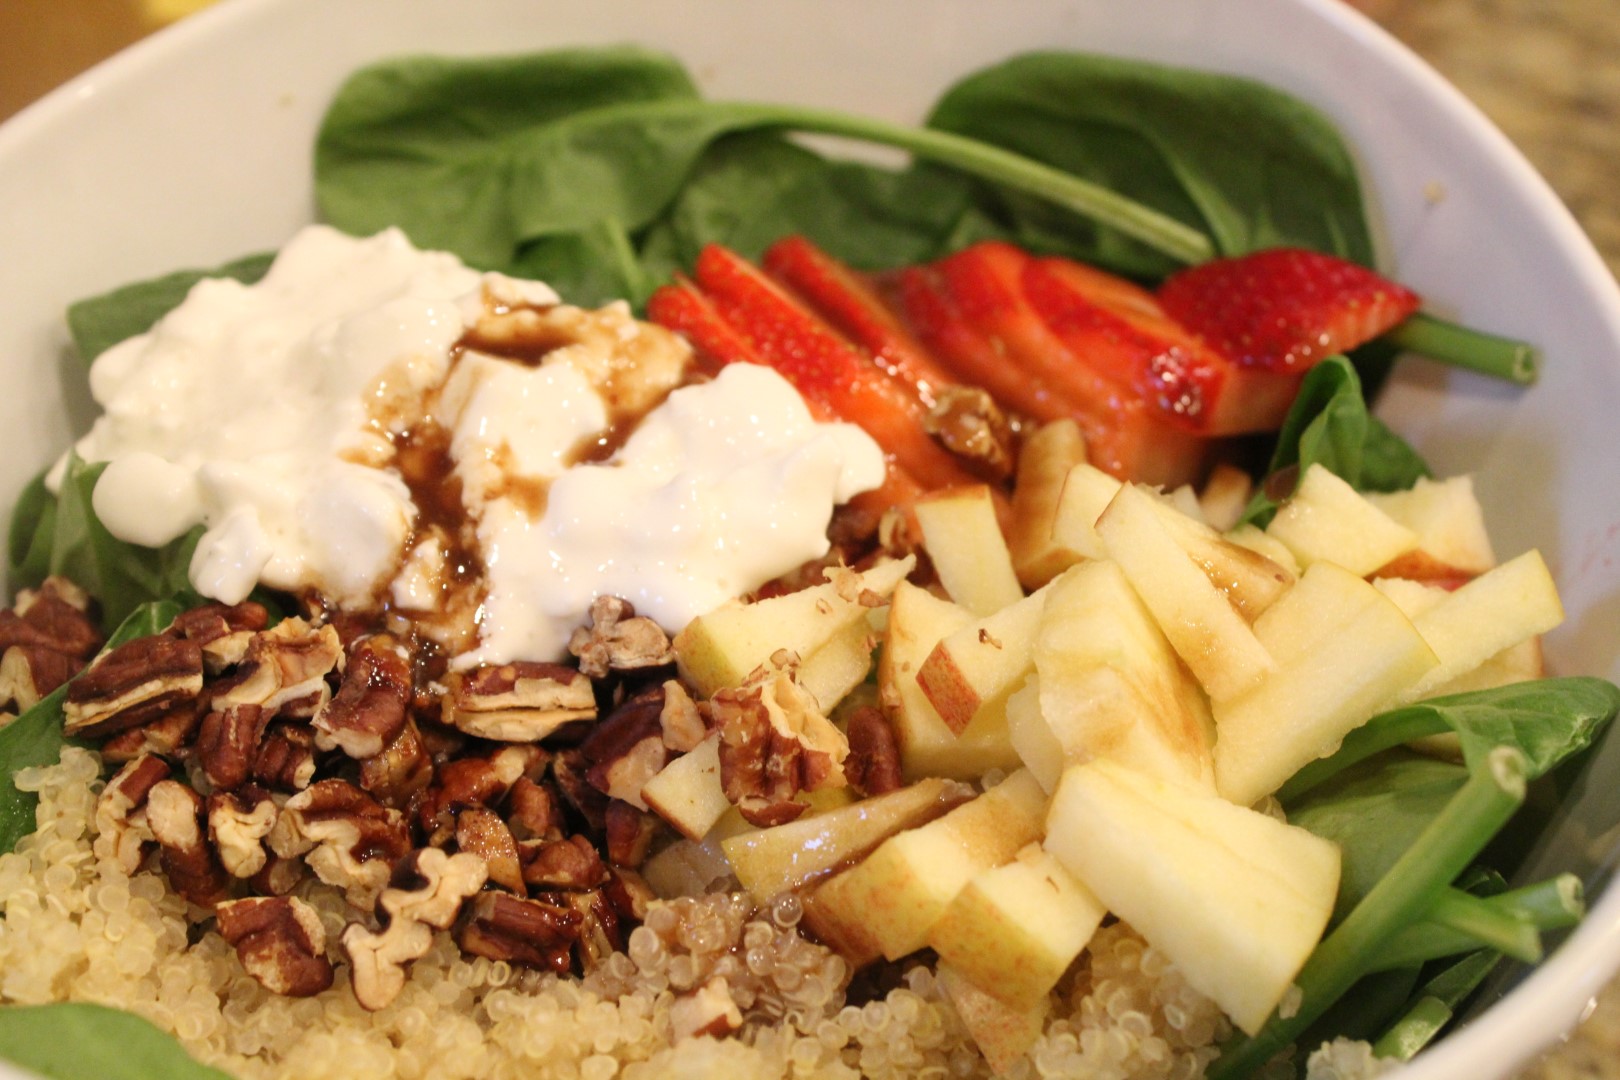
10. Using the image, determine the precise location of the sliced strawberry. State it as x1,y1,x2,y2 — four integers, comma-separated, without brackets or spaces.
762,235,956,407
685,244,983,495
646,276,758,376
1025,258,1300,435
1158,248,1421,372
892,243,1208,486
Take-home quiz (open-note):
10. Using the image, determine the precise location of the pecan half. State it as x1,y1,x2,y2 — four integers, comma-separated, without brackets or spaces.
0,645,79,712
455,892,579,973
208,618,343,715
566,596,675,679
518,835,608,891
455,807,525,895
843,704,903,796
582,688,668,810
341,848,488,1011
173,601,269,674
268,779,411,909
98,700,202,764
216,895,333,997
63,634,203,740
207,786,278,879
313,634,411,759
357,718,434,807
712,659,849,826
925,384,1016,481
252,722,319,792
93,754,172,874
0,577,101,661
196,704,269,791
145,779,230,907
442,662,596,741
604,800,658,868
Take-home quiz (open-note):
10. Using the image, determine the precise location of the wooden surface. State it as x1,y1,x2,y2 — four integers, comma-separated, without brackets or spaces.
1,0,1617,1075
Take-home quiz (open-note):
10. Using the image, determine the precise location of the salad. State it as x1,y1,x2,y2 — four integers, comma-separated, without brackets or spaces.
0,40,1616,1080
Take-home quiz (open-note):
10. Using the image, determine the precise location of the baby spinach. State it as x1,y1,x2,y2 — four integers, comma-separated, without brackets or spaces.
0,1003,231,1080
66,252,274,364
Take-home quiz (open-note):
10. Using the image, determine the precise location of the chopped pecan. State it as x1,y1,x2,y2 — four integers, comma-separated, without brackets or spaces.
659,679,709,753
456,892,579,973
313,634,412,759
0,645,79,712
567,596,675,678
341,848,488,1010
455,807,525,895
844,704,904,796
671,976,744,1040
603,866,657,924
506,777,566,842
63,634,203,739
99,700,203,764
518,835,608,891
925,384,1016,481
145,779,230,907
207,618,343,715
251,722,318,792
417,744,549,847
93,754,172,874
357,717,434,807
207,787,278,879
582,688,668,810
215,895,333,997
552,749,608,833
563,888,622,972
712,659,850,827
196,704,269,790
173,601,270,674
442,662,596,741
268,779,411,908
604,800,658,868
0,577,101,661
249,854,306,897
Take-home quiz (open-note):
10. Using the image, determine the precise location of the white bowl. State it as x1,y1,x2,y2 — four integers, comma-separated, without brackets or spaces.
2,0,1617,1076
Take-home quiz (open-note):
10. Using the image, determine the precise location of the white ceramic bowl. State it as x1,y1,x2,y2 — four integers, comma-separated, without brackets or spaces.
2,0,1618,1076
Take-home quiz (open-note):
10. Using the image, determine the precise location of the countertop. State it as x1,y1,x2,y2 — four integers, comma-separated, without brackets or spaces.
1,0,1618,1076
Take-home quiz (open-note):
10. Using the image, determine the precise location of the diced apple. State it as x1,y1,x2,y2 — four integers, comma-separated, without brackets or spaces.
1213,561,1439,806
641,734,728,841
916,584,1051,734
1199,463,1255,532
1367,474,1496,580
1166,483,1205,521
1034,560,1216,791
880,582,1023,781
674,556,913,698
1008,419,1089,589
1049,462,1122,561
1095,482,1276,701
641,809,754,898
798,616,878,712
1045,758,1340,1036
927,843,1106,1011
1225,524,1302,577
811,770,1047,961
1145,493,1295,622
1265,464,1418,576
720,776,967,903
914,486,1024,615
1005,676,1064,793
937,963,1049,1075
1391,549,1564,704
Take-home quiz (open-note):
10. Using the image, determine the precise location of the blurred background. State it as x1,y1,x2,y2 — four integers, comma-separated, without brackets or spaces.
0,0,1617,1075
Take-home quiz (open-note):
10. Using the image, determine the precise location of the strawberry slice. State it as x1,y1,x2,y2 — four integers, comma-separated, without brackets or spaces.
678,244,983,495
892,243,1208,486
1025,258,1300,435
1158,248,1421,372
762,235,956,408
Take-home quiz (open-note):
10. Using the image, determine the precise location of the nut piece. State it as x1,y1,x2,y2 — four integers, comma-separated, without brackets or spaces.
925,384,1016,481
455,807,525,895
417,744,548,847
712,659,850,827
506,777,566,842
843,704,904,796
215,895,334,997
567,596,675,678
252,722,318,792
604,800,658,868
93,754,172,874
442,662,596,741
145,779,230,907
63,634,203,739
456,892,580,973
195,704,269,790
269,779,412,908
582,688,668,810
357,718,434,807
658,680,709,753
313,635,412,759
0,577,101,661
207,787,278,879
671,976,744,1040
341,848,488,1011
0,645,80,712
173,601,270,673
98,700,202,764
208,618,344,715
518,835,608,891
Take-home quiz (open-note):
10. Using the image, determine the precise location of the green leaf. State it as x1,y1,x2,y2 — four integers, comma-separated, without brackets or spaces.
923,51,1373,276
0,1003,232,1080
66,253,274,363
0,599,181,853
7,470,57,589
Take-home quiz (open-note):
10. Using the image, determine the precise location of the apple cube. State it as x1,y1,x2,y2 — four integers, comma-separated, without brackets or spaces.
927,843,1106,1011
1005,676,1064,793
913,485,1024,616
1045,758,1340,1036
1265,464,1418,576
797,616,879,712
1034,559,1216,791
1367,474,1496,579
1049,462,1123,561
674,556,913,699
916,583,1051,734
1225,524,1302,577
880,581,1023,781
811,769,1047,960
937,963,1049,1075
1199,462,1255,532
1213,561,1439,806
641,734,728,841
1008,418,1088,589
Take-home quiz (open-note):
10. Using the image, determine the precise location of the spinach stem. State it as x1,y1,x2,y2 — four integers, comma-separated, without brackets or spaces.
1422,889,1540,963
1209,747,1527,1080
1372,996,1454,1062
1370,876,1583,971
1388,314,1540,385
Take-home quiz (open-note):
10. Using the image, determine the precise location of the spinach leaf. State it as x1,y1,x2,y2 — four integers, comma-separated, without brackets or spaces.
1239,356,1430,526
66,252,274,363
7,471,57,589
923,51,1373,277
0,600,181,852
0,1003,231,1080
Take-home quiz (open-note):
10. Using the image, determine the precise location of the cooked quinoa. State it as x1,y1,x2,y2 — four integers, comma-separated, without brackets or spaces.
0,746,1231,1080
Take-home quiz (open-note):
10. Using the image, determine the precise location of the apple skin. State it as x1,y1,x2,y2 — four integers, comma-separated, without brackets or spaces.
915,582,1050,735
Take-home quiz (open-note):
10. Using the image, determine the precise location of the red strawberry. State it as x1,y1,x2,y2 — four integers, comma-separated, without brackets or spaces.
1158,248,1421,372
646,276,761,376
